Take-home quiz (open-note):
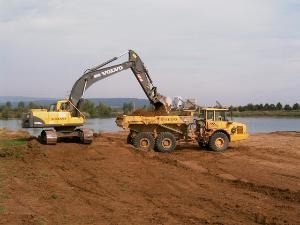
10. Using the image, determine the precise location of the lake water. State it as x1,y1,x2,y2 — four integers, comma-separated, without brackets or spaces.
0,117,299,136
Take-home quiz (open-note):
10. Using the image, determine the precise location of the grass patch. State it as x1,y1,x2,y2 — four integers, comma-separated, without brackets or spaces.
50,193,59,200
0,205,5,214
0,194,10,200
0,150,24,158
36,220,46,225
0,138,27,158
0,138,27,148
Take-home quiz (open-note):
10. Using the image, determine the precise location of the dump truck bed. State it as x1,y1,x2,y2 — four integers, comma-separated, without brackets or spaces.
116,115,194,129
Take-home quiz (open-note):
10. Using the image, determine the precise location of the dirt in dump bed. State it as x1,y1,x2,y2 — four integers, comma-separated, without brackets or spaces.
0,130,299,225
129,108,168,116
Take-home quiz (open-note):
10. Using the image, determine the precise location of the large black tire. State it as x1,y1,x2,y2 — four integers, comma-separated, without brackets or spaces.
198,141,208,149
127,131,135,145
133,132,155,151
155,132,177,153
127,134,133,145
209,132,229,152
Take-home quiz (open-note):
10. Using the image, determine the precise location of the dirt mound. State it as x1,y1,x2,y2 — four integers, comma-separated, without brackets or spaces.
0,131,299,224
0,128,31,140
130,108,168,116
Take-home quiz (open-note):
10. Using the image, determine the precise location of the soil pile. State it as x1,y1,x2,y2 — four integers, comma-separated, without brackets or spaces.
0,130,299,224
0,128,30,140
130,108,168,116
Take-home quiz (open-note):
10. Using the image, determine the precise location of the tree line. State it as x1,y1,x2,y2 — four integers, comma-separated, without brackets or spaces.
0,100,135,119
80,100,134,118
0,100,299,119
0,101,35,119
229,102,300,112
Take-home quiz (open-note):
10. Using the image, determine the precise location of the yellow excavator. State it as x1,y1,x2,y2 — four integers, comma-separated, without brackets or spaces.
22,50,171,144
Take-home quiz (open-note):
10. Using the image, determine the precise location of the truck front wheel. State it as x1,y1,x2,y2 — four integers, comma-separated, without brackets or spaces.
209,132,229,152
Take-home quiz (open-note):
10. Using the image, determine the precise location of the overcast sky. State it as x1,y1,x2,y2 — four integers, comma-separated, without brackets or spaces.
0,0,299,105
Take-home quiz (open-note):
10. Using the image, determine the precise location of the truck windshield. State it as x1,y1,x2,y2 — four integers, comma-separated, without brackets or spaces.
207,111,214,120
215,111,226,121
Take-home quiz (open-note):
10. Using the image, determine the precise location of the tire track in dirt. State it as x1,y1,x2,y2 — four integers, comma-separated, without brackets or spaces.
136,148,300,203
0,130,299,225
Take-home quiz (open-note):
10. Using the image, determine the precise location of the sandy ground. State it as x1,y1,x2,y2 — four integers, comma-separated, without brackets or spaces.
0,130,299,225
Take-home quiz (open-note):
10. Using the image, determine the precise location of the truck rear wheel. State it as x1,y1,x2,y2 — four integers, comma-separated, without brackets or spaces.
156,132,176,153
209,132,229,152
133,132,155,151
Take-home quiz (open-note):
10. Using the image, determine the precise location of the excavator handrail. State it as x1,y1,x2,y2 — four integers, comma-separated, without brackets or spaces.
67,99,86,119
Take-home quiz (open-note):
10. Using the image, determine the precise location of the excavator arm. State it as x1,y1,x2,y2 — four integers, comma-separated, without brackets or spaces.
69,50,170,113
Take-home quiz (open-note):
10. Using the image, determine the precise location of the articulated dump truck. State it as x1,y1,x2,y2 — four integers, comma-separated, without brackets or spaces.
116,108,248,152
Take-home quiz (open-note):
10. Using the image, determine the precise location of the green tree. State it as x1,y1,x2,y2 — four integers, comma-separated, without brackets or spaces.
292,103,300,110
276,102,282,110
28,102,39,109
1,107,10,119
18,101,25,109
17,101,25,114
257,104,264,111
283,104,292,111
228,106,234,111
82,100,96,117
269,104,276,111
96,102,112,117
264,103,270,111
246,103,254,111
5,101,12,109
122,102,134,114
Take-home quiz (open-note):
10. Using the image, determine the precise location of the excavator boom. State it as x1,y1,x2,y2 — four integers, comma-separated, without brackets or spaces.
69,50,170,113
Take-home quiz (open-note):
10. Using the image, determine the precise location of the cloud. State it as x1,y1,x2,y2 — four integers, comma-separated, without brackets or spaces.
0,0,299,105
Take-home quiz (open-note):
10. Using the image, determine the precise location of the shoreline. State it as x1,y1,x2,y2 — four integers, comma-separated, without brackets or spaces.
1,113,300,120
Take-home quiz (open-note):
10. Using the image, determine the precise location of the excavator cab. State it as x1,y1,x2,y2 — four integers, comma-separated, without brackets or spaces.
49,104,56,112
48,100,70,112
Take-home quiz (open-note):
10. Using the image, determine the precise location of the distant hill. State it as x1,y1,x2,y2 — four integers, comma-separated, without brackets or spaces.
0,96,55,103
0,96,149,108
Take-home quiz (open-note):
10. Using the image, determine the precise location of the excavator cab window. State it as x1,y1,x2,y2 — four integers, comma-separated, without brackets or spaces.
60,102,68,111
49,104,56,112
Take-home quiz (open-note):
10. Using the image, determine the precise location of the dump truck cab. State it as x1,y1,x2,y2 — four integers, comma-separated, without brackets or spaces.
197,108,249,151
